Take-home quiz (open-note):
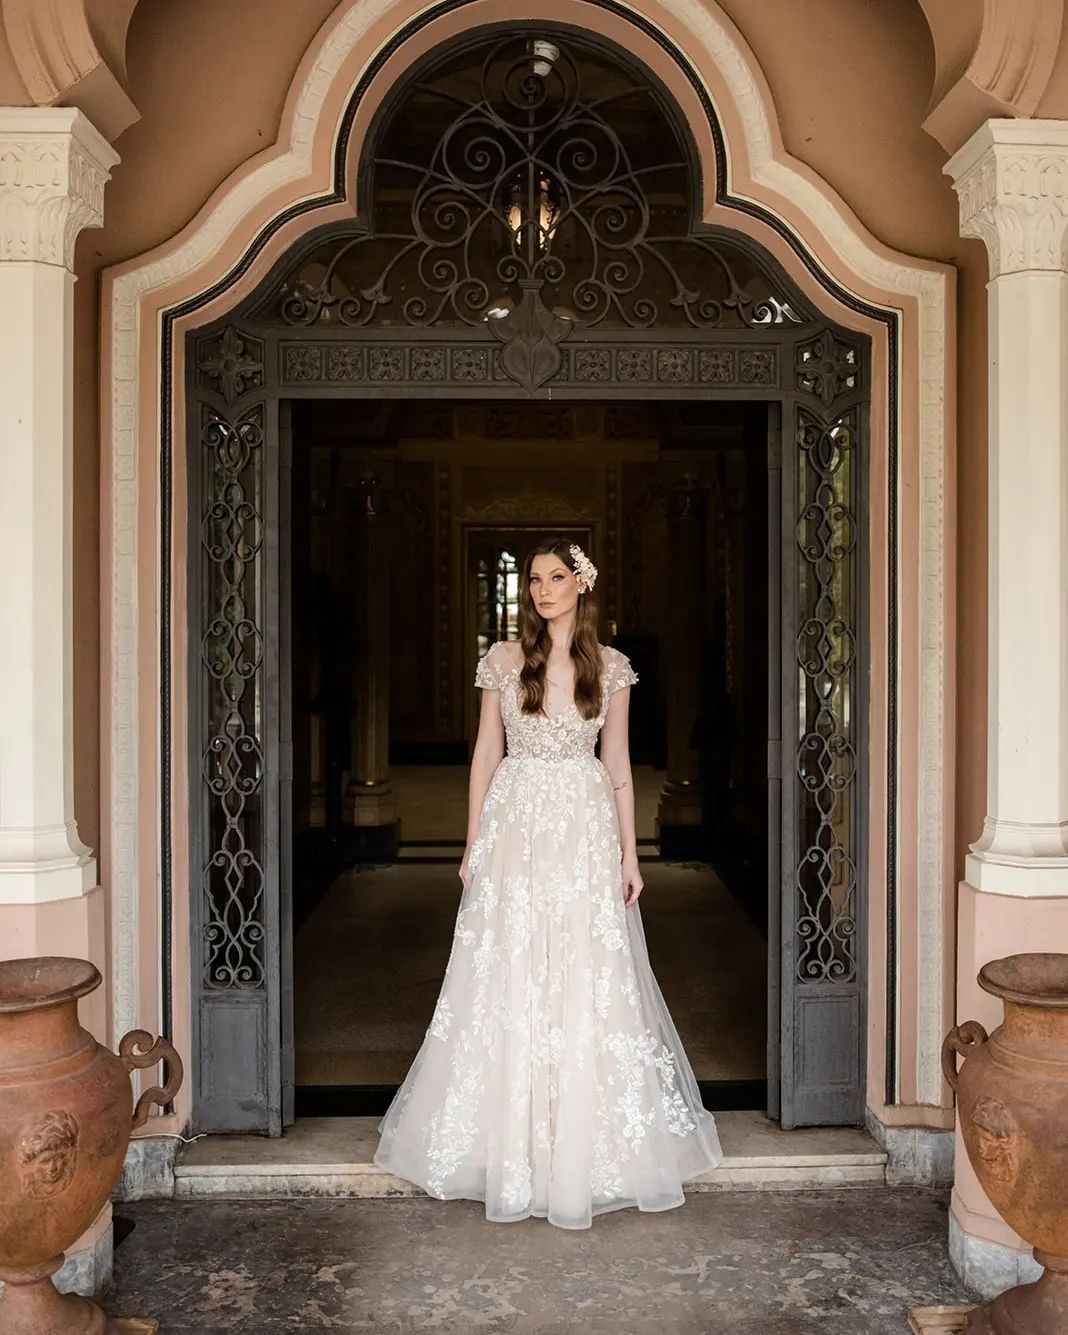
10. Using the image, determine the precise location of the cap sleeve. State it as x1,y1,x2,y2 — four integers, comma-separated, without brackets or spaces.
606,647,639,695
474,641,513,689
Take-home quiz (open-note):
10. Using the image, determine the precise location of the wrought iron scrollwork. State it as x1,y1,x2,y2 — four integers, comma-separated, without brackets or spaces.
794,404,859,983
199,402,266,989
269,33,802,389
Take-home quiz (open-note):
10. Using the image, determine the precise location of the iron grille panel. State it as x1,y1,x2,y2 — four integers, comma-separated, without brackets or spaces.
199,401,267,990
265,33,804,375
794,403,859,984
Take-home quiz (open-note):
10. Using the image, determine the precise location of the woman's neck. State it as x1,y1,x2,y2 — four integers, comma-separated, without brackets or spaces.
546,612,577,654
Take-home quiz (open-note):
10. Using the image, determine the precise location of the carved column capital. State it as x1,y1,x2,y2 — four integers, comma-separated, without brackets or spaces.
947,119,1068,278
0,108,118,268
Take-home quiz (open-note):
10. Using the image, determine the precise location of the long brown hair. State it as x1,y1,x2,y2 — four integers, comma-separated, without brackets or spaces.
517,537,602,719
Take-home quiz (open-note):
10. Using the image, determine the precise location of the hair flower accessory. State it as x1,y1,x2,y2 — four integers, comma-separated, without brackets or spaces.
569,543,598,594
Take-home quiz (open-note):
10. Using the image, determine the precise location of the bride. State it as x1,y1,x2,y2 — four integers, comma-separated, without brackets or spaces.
373,536,723,1227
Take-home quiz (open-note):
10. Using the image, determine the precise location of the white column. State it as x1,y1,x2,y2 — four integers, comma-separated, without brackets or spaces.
948,120,1068,897
0,109,118,907
945,119,1068,1296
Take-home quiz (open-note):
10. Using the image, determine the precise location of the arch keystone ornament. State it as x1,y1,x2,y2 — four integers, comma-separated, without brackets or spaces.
101,0,954,1136
488,284,570,392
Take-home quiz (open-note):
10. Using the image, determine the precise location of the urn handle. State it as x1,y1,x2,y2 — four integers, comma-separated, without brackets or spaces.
119,1029,185,1130
941,1020,989,1093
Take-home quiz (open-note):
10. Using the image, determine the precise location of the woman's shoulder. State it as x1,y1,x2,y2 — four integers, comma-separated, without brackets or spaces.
483,639,523,671
599,643,639,690
597,642,628,666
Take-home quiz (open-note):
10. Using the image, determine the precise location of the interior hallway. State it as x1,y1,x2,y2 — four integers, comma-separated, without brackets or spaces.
389,761,664,849
294,764,766,1087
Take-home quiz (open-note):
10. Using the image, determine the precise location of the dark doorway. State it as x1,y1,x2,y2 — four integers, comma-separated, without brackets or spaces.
286,398,771,1115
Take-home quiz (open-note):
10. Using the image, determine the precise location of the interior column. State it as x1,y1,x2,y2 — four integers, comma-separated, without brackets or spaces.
657,470,709,856
946,119,1068,1297
342,473,398,857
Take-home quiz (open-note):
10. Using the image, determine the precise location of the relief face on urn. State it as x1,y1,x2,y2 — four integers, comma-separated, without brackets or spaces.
943,953,1068,1334
0,956,183,1335
19,1109,82,1201
0,958,132,1268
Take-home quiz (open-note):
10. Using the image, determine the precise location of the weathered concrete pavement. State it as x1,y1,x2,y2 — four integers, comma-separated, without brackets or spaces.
107,1188,977,1333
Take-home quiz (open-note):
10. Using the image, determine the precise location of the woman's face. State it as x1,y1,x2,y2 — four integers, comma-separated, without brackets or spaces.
529,551,579,622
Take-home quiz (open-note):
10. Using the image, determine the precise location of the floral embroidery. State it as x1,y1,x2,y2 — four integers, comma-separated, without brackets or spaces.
374,638,722,1226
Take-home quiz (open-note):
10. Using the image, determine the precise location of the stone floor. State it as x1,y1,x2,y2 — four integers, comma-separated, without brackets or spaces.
108,1188,977,1334
389,764,665,846
294,859,767,1086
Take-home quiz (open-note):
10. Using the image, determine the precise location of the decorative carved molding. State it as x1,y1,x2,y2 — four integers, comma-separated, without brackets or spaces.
278,338,780,391
0,108,117,266
947,122,1068,277
1,0,140,142
463,489,593,523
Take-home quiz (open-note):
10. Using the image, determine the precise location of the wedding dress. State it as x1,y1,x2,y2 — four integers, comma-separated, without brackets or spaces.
373,640,723,1228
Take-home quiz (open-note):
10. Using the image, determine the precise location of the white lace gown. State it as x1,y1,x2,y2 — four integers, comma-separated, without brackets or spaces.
373,641,724,1228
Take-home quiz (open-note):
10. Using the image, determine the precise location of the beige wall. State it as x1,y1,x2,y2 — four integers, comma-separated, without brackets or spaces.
54,0,990,879
723,0,991,870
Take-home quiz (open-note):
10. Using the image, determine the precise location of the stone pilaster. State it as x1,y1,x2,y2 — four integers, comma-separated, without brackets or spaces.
0,106,119,1305
0,109,118,911
950,120,1068,892
945,118,1068,1295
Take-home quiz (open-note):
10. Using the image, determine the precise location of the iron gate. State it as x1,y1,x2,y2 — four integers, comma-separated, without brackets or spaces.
186,26,869,1133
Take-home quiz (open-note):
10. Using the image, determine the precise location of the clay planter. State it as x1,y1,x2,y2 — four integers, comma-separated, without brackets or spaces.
0,956,182,1335
942,952,1068,1335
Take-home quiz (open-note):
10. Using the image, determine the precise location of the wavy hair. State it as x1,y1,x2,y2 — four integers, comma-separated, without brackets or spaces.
517,537,602,719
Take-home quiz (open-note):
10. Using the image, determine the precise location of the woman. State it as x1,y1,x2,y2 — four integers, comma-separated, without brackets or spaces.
374,537,723,1227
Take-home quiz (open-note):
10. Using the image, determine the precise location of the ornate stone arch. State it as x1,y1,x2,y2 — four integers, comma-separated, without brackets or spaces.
100,0,954,1132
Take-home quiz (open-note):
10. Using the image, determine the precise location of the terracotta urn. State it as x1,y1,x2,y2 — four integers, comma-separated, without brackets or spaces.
942,952,1068,1335
0,956,182,1335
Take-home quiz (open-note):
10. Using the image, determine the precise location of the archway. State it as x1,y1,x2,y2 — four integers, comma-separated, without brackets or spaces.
185,25,869,1134
99,0,956,1146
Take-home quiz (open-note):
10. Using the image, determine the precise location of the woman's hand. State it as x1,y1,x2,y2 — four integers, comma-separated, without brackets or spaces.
621,853,643,907
458,850,471,889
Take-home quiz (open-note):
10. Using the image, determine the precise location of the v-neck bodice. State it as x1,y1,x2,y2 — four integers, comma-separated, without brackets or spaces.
474,644,638,762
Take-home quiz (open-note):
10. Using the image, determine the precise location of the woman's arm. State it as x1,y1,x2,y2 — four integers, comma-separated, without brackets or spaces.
459,680,506,886
599,683,644,906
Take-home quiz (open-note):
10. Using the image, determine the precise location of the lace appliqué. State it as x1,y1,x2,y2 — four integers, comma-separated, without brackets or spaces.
375,639,722,1224
473,643,638,763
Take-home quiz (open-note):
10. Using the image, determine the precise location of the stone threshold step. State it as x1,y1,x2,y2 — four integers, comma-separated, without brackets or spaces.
175,1110,887,1199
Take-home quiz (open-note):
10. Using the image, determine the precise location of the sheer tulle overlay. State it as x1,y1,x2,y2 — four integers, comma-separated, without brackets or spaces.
373,641,724,1228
